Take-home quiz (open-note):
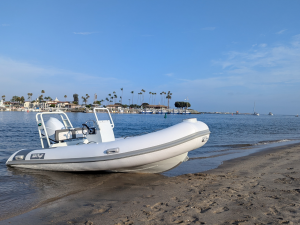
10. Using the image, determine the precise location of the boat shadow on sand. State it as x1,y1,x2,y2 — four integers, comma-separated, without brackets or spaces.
2,167,166,221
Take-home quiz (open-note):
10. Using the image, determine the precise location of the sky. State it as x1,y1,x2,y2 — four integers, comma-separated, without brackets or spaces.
1,0,300,114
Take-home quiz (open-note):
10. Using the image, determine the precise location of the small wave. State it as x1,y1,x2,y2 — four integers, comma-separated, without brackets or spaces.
215,143,254,148
189,152,233,160
255,139,291,146
213,139,294,149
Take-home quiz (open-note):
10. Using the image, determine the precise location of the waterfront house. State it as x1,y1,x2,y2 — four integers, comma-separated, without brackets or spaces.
145,104,168,109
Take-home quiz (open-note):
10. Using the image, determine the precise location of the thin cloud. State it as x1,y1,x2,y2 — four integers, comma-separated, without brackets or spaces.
202,27,216,31
259,43,267,48
210,34,300,88
165,73,174,77
73,32,98,35
291,34,300,47
0,56,127,100
276,29,287,34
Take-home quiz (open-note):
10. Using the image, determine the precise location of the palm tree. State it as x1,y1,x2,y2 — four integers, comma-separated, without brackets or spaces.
141,89,145,103
166,91,172,109
113,91,116,102
38,90,45,105
152,93,155,105
86,94,90,104
131,91,134,105
41,90,45,103
160,92,163,105
81,96,86,105
120,88,123,104
163,91,166,105
81,94,90,105
106,97,109,105
2,95,5,101
149,92,152,104
27,93,32,102
64,95,67,102
20,96,25,104
139,92,143,105
114,94,117,104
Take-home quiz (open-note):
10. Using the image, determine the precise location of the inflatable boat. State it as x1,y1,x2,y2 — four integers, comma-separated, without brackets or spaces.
6,108,210,173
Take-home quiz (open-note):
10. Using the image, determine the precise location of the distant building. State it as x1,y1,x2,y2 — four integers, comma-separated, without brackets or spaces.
106,104,122,110
23,97,76,109
0,100,5,110
145,104,167,109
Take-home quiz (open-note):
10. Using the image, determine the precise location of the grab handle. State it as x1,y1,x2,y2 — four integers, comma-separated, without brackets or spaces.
93,108,114,128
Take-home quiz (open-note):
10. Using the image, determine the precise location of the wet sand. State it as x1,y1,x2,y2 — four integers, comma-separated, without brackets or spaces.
1,143,300,225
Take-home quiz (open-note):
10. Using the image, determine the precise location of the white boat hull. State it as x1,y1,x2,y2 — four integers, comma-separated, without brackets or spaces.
6,117,210,173
11,152,189,173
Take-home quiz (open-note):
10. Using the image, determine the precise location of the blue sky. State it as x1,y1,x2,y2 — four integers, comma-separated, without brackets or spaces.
1,0,300,114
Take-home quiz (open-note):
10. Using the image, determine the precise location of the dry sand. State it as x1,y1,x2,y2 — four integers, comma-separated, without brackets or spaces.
1,143,300,225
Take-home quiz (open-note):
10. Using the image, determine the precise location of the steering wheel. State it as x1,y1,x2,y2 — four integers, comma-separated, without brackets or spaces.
82,124,90,135
82,120,96,135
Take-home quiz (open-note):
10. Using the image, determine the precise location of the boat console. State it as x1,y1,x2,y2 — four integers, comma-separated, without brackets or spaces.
36,108,115,148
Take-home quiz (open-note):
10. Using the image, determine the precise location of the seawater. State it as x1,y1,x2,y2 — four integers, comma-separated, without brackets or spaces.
1,112,300,220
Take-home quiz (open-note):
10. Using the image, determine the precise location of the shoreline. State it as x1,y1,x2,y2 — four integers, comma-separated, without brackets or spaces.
1,142,300,224
0,110,201,114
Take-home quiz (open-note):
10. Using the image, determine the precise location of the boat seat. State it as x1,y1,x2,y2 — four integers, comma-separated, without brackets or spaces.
97,120,115,142
55,128,84,142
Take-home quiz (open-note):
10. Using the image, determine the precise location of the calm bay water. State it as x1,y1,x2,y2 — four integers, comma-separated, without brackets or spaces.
1,111,300,220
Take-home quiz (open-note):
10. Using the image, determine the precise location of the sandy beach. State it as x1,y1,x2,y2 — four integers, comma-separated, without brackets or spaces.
1,143,300,225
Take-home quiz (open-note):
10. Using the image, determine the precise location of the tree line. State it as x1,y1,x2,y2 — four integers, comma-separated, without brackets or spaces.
73,88,174,108
1,89,183,109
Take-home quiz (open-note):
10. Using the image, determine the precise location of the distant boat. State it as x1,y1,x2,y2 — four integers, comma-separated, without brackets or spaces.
155,109,167,114
169,109,179,114
181,110,191,114
253,102,259,116
296,114,299,117
268,112,273,116
139,110,153,114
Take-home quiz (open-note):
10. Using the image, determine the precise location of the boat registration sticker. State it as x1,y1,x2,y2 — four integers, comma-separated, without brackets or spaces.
30,153,45,159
